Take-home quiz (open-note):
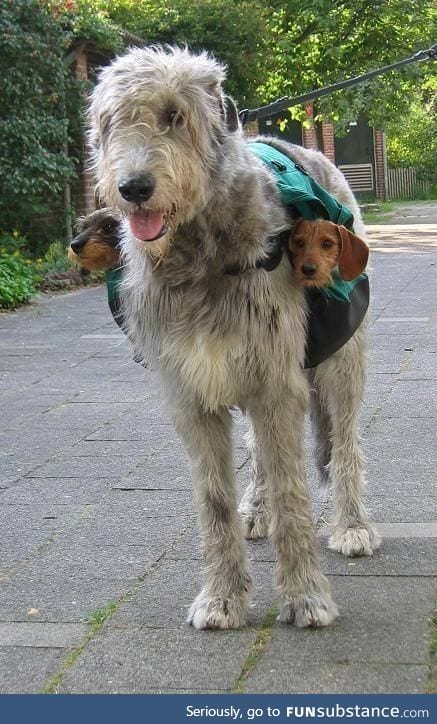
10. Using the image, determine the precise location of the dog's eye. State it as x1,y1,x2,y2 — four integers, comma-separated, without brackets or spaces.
166,109,183,128
294,239,305,249
103,222,116,233
322,239,333,249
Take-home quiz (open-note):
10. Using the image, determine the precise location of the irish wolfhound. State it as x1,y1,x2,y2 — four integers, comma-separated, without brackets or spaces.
89,46,380,630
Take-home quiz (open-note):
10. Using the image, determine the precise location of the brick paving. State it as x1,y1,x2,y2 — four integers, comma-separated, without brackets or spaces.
0,204,436,693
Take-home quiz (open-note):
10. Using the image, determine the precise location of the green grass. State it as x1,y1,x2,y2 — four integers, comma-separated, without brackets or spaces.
232,605,278,693
361,200,404,224
362,199,435,224
42,601,121,694
427,610,437,693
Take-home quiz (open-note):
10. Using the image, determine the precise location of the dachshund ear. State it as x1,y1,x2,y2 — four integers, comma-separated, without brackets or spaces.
337,226,369,281
221,94,240,132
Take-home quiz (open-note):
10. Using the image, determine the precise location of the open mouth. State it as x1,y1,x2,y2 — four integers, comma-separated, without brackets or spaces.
129,208,172,243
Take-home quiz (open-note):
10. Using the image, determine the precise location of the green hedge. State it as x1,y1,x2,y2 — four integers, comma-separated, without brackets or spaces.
0,252,37,309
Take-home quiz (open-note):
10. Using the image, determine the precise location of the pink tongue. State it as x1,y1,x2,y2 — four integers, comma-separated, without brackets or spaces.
129,210,164,241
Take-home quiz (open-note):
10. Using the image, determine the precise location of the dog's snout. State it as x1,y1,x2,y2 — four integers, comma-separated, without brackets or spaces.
70,235,86,254
118,174,155,203
301,263,317,276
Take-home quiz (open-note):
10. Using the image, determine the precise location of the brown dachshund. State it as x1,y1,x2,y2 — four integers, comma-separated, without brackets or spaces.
288,218,369,288
68,208,122,272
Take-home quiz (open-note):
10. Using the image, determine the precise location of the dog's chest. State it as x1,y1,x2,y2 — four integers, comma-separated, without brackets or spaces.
165,329,246,411
157,279,307,411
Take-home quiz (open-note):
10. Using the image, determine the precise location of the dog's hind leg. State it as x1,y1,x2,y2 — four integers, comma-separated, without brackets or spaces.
308,372,333,485
174,403,251,630
314,332,381,557
238,422,270,539
248,386,338,627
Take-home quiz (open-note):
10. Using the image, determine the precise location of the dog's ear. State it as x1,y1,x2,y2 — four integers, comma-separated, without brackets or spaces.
337,226,369,281
220,94,240,132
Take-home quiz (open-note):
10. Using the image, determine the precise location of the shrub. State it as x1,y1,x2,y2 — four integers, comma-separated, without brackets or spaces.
0,0,76,242
0,251,37,309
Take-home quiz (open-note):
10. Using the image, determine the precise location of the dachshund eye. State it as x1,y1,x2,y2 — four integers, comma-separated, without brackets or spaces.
102,222,116,233
322,239,333,249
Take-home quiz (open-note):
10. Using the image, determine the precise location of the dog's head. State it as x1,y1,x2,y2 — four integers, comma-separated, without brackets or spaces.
88,46,240,261
68,208,123,272
290,218,369,287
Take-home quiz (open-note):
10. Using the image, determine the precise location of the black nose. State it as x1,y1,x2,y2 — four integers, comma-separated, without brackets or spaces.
301,264,317,276
118,174,155,203
70,233,87,254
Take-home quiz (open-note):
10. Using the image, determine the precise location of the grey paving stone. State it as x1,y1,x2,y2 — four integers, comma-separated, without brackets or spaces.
96,488,195,518
327,494,437,523
11,538,169,586
0,647,64,693
367,348,414,374
1,477,111,506
248,576,434,670
112,559,275,629
0,502,84,557
243,662,428,694
85,417,173,442
38,402,134,428
0,571,135,624
371,522,437,538
66,505,192,546
402,349,437,377
24,456,140,480
0,622,86,647
112,465,192,491
72,386,152,404
70,439,159,458
59,626,257,693
0,215,435,695
381,380,437,422
317,538,436,577
362,418,436,495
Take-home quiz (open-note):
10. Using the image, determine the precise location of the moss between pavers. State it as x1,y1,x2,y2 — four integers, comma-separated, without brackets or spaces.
427,609,437,693
41,522,195,694
232,605,278,694
43,600,121,694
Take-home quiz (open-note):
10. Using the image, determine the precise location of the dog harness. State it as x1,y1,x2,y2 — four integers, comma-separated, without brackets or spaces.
105,141,369,368
247,141,369,367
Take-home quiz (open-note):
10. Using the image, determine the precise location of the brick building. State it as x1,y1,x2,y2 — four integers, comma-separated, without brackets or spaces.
70,44,388,221
259,103,388,200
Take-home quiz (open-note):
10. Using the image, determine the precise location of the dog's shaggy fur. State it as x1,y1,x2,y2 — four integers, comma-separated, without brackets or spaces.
89,45,380,630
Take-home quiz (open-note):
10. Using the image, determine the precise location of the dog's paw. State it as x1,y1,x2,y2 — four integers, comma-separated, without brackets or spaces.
328,525,381,557
239,507,269,540
278,592,338,628
187,590,248,630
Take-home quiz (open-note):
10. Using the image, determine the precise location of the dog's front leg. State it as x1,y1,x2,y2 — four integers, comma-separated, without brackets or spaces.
175,404,251,630
248,389,338,627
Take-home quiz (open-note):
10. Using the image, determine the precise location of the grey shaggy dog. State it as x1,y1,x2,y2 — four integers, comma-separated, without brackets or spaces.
89,46,380,630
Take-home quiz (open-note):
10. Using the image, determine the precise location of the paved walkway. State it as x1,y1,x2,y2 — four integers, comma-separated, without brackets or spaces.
0,204,436,694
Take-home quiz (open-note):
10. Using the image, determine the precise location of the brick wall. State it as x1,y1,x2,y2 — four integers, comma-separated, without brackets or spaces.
321,121,335,163
74,48,96,217
302,103,318,150
373,129,387,200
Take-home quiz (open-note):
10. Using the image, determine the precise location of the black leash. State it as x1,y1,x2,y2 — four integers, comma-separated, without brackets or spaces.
239,44,437,126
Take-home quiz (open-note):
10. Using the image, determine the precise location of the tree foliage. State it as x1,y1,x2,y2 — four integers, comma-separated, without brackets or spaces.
78,0,268,106
258,0,436,129
0,0,77,238
1,0,435,249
